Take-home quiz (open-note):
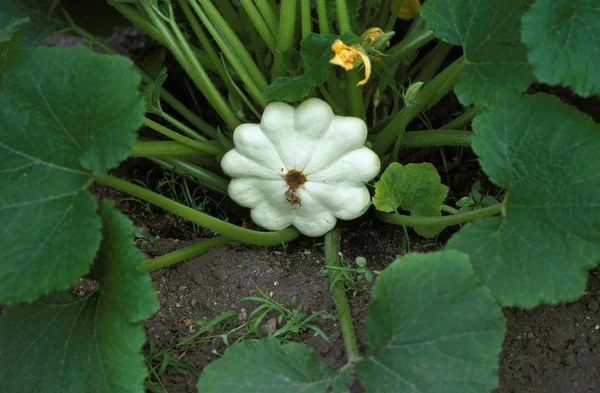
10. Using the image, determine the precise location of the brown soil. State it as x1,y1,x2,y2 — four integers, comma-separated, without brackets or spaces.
140,228,600,393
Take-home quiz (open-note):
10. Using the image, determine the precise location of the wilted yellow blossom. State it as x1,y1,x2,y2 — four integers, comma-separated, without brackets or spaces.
330,40,372,86
362,27,385,43
395,0,421,20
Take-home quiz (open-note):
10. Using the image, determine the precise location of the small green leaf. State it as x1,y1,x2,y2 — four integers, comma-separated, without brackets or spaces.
356,256,367,267
521,0,600,97
447,93,600,307
357,251,505,393
196,338,348,392
263,34,337,102
420,0,534,105
373,163,449,237
456,196,474,208
0,46,145,304
0,202,159,393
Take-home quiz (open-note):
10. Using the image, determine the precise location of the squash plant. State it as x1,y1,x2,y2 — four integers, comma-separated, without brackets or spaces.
1,0,599,392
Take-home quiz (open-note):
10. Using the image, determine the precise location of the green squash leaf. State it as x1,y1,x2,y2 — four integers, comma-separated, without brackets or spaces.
263,34,336,102
373,162,449,237
0,46,145,304
521,0,600,97
0,202,159,393
0,0,64,47
420,0,534,105
447,93,600,307
196,338,348,393
357,251,505,393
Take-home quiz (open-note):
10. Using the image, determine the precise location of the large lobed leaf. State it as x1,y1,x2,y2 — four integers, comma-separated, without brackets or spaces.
0,202,160,393
447,93,600,307
0,46,145,304
372,162,448,237
521,0,600,97
0,0,64,47
357,251,505,393
196,338,349,393
420,0,534,106
197,251,505,393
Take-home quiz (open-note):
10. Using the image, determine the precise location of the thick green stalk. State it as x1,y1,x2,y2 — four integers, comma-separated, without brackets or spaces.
140,236,231,273
372,56,468,155
178,0,236,90
335,0,352,32
272,0,297,78
141,3,240,130
160,157,229,194
190,0,268,107
336,0,364,117
256,0,279,36
386,28,435,65
415,41,453,83
325,229,360,363
316,0,330,34
160,112,208,141
240,0,277,51
400,130,472,148
131,141,205,157
96,175,300,245
300,0,312,37
196,0,268,91
142,118,223,155
112,4,217,72
378,204,503,227
440,106,480,130
385,0,404,31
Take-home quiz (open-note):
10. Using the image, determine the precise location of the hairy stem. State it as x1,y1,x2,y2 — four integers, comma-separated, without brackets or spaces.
386,28,436,66
131,141,205,157
400,130,472,148
142,118,223,155
378,204,503,227
372,56,468,155
325,229,360,363
159,157,229,194
140,236,231,273
96,175,300,245
272,0,297,79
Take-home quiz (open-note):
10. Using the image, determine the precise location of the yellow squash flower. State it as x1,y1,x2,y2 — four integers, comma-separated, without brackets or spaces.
395,0,421,21
330,40,372,86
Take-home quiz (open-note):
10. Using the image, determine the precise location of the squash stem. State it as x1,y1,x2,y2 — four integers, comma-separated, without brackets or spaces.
140,236,231,273
325,229,361,364
95,175,300,245
372,56,468,155
400,130,472,148
272,0,298,79
378,204,503,227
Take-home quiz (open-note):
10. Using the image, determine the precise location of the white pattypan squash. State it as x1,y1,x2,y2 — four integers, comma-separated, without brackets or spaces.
221,98,381,237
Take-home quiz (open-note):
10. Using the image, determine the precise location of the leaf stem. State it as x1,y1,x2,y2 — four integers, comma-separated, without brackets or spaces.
378,204,503,227
316,0,330,34
400,130,472,148
131,141,205,157
256,0,279,36
325,229,360,363
372,56,468,155
95,175,300,245
386,28,435,66
158,157,229,194
240,0,277,52
142,118,223,155
440,106,480,130
140,236,231,273
272,0,297,79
